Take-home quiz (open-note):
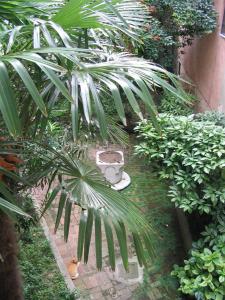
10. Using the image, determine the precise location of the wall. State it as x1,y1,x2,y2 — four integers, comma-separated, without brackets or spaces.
180,0,225,112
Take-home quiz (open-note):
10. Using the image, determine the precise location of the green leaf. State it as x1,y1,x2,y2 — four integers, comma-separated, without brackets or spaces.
0,196,30,217
8,59,47,116
84,208,94,263
104,216,115,270
77,210,87,261
0,166,30,185
106,73,143,119
54,190,67,233
0,61,21,136
64,200,72,242
98,75,126,125
53,0,100,29
132,232,146,267
114,221,129,271
95,210,102,270
71,75,79,140
41,185,60,217
35,60,72,102
87,75,107,139
0,181,16,205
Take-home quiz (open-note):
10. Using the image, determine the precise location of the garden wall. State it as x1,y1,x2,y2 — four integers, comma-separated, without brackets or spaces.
179,0,225,112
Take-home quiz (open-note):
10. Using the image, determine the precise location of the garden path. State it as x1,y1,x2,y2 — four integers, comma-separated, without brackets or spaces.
32,145,166,300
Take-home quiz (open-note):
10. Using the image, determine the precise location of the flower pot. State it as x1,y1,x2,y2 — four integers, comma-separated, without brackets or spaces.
96,150,124,185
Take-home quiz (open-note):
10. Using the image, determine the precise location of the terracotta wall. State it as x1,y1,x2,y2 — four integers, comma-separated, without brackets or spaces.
179,0,225,112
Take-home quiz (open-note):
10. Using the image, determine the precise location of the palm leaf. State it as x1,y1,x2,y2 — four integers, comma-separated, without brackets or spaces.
54,190,67,232
0,0,63,23
104,215,115,270
0,61,21,136
0,196,29,218
64,200,72,242
53,0,149,42
37,147,154,270
114,221,129,271
77,209,87,261
8,59,47,116
84,208,94,263
95,210,102,270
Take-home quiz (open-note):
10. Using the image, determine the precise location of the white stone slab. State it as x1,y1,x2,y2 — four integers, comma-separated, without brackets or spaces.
111,171,131,191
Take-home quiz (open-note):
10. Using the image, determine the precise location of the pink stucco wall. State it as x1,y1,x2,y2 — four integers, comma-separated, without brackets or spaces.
179,0,225,112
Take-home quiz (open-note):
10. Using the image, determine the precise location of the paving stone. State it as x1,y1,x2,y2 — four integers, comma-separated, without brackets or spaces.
101,282,113,291
115,283,127,291
90,292,105,300
86,276,99,288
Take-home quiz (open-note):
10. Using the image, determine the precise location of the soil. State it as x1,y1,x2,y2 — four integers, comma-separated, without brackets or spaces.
99,151,122,163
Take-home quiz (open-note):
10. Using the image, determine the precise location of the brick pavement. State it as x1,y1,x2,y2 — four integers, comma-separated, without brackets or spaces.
31,145,165,300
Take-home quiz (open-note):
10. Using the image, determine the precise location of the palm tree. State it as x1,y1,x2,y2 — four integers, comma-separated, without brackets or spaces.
0,0,187,298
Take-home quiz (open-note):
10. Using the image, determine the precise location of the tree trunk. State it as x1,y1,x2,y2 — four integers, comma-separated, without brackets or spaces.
0,211,23,300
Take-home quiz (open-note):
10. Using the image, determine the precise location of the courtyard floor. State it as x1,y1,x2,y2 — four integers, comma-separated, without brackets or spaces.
32,143,183,300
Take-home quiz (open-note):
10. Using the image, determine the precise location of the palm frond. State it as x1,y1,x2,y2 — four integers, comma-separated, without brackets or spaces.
53,0,149,42
0,196,29,217
0,0,63,23
30,144,154,270
0,48,76,136
68,52,186,139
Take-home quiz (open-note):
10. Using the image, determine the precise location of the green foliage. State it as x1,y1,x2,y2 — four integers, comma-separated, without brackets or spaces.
135,115,225,214
172,211,225,300
18,198,80,300
121,158,182,299
0,0,187,140
141,0,217,69
159,90,196,115
136,115,225,299
195,111,225,127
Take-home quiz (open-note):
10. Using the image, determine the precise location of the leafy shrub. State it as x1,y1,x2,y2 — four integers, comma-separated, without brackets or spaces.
18,197,80,300
159,90,196,115
141,0,217,69
135,115,225,214
172,211,225,300
195,111,225,127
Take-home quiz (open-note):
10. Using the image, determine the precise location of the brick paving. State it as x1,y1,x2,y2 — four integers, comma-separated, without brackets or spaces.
32,145,164,300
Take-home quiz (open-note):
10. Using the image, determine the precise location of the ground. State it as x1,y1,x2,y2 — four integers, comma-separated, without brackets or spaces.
31,141,184,300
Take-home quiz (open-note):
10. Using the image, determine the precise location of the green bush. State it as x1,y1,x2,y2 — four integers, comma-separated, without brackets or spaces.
172,211,225,300
195,111,225,127
18,198,80,300
141,0,217,69
135,115,225,214
159,90,196,115
135,114,225,299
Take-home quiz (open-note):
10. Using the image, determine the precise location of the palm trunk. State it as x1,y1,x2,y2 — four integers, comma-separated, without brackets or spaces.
0,211,23,300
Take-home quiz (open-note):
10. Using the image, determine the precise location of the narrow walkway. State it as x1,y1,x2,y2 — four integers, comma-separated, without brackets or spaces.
33,186,140,300
32,145,166,300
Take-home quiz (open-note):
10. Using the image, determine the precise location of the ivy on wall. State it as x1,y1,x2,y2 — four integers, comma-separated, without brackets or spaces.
139,0,217,70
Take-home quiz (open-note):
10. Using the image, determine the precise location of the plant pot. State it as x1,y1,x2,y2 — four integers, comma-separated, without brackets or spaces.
96,150,124,185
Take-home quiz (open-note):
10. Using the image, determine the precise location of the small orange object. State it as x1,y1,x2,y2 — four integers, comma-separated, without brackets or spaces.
68,258,80,280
